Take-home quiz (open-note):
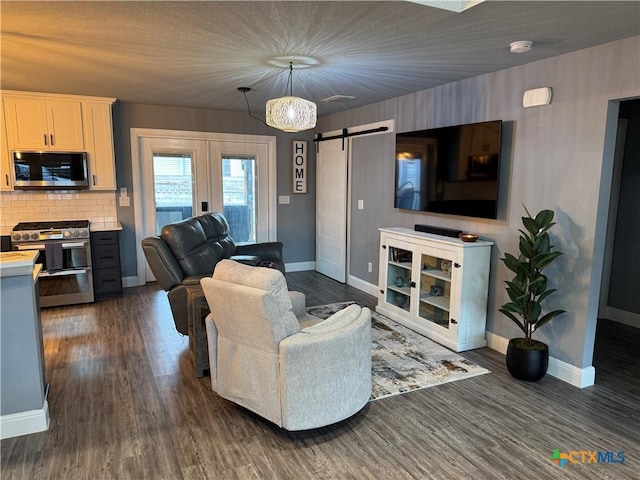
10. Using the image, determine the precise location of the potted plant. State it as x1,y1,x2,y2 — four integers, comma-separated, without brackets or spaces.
499,206,565,381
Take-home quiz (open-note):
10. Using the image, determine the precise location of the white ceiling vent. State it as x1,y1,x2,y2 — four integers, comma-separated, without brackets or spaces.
321,95,357,103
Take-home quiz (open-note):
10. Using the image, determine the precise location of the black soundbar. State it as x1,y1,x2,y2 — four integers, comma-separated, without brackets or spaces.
414,225,462,238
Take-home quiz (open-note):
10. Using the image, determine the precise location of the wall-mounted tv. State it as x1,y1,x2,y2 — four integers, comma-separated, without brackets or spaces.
394,120,503,219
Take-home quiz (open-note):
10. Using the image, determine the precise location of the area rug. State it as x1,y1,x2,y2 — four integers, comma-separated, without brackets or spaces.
306,302,490,401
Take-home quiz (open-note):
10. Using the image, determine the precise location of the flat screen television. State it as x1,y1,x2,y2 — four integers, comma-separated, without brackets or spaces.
394,120,502,219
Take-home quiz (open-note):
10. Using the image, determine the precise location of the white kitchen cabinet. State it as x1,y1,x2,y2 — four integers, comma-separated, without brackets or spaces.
376,227,492,351
0,100,12,191
83,101,116,190
3,96,85,151
1,91,117,191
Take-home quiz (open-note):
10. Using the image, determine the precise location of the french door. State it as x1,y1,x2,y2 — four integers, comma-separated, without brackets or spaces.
133,130,276,284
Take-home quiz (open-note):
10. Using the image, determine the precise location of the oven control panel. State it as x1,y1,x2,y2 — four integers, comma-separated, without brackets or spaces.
12,228,90,242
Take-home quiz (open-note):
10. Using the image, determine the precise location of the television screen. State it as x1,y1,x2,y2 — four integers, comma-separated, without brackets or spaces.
394,120,502,219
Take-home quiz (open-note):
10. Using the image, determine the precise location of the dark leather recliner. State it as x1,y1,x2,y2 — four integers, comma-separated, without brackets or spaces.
141,212,285,335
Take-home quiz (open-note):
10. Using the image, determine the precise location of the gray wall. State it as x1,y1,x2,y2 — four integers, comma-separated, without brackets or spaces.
608,99,640,313
112,103,316,277
318,36,640,368
109,36,639,371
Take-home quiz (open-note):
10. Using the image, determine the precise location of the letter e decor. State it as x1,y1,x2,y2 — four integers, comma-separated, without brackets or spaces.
293,140,307,193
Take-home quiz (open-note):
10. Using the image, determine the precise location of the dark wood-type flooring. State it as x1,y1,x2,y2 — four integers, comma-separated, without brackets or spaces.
2,271,639,479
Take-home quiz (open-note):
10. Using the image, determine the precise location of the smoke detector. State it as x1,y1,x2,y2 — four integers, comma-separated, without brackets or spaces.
510,40,533,53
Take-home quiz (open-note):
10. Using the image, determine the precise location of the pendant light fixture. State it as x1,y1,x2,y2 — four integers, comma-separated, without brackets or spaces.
266,62,317,132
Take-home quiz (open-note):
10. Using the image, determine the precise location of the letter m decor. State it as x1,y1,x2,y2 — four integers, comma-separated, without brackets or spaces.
293,140,307,194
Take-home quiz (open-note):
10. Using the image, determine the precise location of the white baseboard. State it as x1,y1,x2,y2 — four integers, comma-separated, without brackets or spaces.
0,401,50,439
285,261,315,272
485,332,595,388
347,274,378,297
602,306,640,328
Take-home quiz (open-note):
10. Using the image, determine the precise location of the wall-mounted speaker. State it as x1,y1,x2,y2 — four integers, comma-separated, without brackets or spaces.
523,87,553,108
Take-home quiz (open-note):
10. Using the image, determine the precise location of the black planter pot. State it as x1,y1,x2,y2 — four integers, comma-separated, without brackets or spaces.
506,338,549,382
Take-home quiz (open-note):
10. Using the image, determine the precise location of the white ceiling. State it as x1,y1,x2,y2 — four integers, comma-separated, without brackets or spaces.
1,1,639,116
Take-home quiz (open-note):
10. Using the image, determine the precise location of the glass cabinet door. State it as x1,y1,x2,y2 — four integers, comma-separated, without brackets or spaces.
384,243,413,313
417,249,456,329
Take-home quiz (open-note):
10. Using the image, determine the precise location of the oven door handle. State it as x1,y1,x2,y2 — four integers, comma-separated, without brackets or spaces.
15,241,89,250
61,242,88,248
15,244,46,250
39,268,89,278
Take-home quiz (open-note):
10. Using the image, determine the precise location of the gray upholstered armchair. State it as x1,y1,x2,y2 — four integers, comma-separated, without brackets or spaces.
200,260,372,431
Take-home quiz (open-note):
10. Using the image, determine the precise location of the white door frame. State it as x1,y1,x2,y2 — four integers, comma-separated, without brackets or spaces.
130,128,277,287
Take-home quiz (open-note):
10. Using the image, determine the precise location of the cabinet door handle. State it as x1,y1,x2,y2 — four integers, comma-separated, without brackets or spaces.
380,290,384,294
50,134,55,145
92,174,97,186
44,134,48,146
5,174,8,186
450,318,458,324
410,281,416,288
454,263,461,268
382,245,386,249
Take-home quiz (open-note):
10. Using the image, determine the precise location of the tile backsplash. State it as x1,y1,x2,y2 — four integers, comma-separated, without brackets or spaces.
0,191,118,233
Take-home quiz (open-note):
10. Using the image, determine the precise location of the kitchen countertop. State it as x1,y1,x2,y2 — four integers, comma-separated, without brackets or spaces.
0,250,40,277
89,221,122,232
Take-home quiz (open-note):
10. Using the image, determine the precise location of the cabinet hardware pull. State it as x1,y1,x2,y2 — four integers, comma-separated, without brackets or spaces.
410,281,416,288
92,174,96,186
382,245,386,249
44,134,48,145
380,290,384,294
5,174,8,186
50,134,55,145
454,262,461,268
451,318,458,324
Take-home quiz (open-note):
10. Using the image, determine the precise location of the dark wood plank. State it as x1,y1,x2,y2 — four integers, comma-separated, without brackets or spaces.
1,273,638,479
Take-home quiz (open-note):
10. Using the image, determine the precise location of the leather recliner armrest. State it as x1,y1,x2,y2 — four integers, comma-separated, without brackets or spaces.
235,241,283,261
141,236,185,291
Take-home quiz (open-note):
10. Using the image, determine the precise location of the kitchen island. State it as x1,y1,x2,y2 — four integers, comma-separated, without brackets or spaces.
0,250,49,439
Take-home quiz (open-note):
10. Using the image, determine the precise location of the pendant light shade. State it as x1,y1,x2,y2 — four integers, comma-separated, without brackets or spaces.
266,96,317,132
265,62,317,132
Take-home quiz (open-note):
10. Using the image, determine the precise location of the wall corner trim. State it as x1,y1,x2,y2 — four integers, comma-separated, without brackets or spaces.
485,332,596,388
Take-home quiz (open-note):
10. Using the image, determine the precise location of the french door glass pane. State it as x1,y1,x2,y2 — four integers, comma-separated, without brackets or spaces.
221,155,256,244
152,153,193,234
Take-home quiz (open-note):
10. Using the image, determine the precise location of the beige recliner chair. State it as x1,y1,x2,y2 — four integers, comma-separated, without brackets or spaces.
200,260,372,431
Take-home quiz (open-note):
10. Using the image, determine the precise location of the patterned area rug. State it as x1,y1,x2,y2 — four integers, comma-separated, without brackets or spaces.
306,302,490,401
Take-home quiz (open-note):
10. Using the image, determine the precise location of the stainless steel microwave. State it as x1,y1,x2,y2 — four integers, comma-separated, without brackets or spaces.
12,151,89,190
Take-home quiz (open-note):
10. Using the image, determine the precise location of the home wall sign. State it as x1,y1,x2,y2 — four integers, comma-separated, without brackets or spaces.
293,140,307,193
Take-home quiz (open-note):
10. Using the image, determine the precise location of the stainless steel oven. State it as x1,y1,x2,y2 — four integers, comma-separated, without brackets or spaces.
11,221,94,307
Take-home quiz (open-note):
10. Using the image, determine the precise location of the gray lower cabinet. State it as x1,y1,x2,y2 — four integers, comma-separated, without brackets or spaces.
1,253,49,439
91,230,122,298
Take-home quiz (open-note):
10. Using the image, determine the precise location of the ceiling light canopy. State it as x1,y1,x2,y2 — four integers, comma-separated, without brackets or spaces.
266,62,317,132
405,0,485,13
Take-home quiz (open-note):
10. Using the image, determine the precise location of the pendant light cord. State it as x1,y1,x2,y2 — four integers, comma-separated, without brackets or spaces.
286,62,294,96
239,87,269,127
